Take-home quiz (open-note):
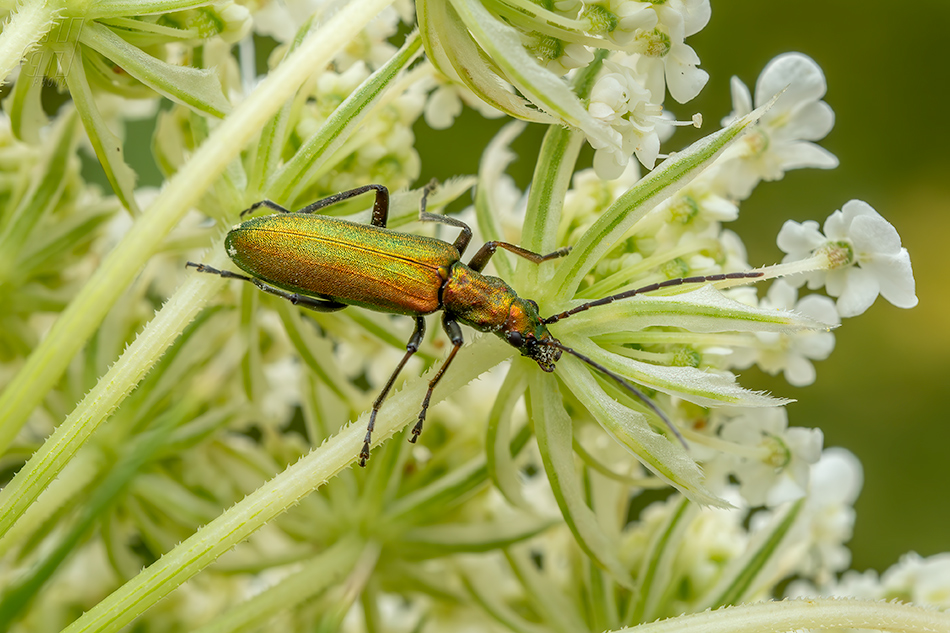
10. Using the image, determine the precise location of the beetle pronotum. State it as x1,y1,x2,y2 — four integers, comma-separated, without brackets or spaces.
188,184,762,465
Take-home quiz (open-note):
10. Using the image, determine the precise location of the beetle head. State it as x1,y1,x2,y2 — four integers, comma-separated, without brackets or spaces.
503,298,561,372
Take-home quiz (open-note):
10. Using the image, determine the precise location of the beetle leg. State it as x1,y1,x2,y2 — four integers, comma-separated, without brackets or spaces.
239,200,290,218
294,184,391,227
186,262,347,312
410,314,463,444
360,316,427,466
467,242,571,273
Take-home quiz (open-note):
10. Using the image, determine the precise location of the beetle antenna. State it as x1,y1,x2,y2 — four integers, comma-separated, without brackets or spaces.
542,271,764,325
539,339,687,448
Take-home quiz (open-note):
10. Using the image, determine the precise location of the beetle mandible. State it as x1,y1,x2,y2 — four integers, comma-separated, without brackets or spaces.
187,183,762,466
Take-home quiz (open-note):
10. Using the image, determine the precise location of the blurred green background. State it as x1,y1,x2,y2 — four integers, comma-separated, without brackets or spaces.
113,2,948,575
414,1,950,574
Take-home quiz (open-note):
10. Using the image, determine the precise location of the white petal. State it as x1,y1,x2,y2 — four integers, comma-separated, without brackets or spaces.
850,212,903,257
771,141,839,171
835,267,881,317
777,219,825,255
824,267,848,297
822,208,848,240
424,86,463,129
755,52,827,109
798,330,836,361
667,61,708,104
776,100,835,142
593,147,628,180
789,427,824,465
682,0,711,36
766,279,798,309
864,250,918,309
633,129,661,169
785,354,817,386
811,448,863,505
831,199,879,235
727,75,752,119
702,195,739,221
796,293,841,327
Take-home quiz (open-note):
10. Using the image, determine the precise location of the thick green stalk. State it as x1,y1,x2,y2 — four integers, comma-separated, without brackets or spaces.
0,0,58,86
0,0,396,452
616,598,950,633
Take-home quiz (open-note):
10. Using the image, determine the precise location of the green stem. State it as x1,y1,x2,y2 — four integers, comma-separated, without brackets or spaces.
0,0,58,86
0,0,397,454
617,598,950,633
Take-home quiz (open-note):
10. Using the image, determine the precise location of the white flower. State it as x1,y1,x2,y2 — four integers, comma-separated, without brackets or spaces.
790,551,950,610
778,200,918,317
717,53,838,199
880,552,950,610
422,74,505,130
587,60,663,178
423,84,464,129
753,280,839,387
708,407,824,507
786,448,863,584
581,0,657,47
629,0,710,103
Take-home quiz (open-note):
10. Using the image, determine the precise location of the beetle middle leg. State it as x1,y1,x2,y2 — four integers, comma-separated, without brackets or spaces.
185,262,347,312
240,184,391,227
360,316,427,467
411,313,464,444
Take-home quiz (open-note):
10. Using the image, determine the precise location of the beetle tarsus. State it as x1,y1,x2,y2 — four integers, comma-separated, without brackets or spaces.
409,417,423,443
360,412,376,468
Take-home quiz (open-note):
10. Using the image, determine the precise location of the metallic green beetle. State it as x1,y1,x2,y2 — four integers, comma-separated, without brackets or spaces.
188,184,761,466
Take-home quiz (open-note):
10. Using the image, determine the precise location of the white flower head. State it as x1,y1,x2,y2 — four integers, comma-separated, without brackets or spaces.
718,53,838,199
753,280,839,387
587,60,663,178
778,200,918,317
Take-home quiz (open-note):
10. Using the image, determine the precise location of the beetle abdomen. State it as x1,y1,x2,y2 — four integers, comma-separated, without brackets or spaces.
226,214,459,316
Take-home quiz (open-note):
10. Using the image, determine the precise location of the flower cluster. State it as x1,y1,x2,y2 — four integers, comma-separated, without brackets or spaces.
0,2,941,633
418,0,713,178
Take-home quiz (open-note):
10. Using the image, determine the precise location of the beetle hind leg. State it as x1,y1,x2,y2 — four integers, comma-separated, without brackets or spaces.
360,317,428,466
186,261,347,312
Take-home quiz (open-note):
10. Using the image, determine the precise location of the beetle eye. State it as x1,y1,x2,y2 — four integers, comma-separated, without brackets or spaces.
506,331,524,347
528,299,539,311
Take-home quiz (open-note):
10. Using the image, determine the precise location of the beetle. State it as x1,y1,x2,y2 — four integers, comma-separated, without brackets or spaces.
187,183,762,466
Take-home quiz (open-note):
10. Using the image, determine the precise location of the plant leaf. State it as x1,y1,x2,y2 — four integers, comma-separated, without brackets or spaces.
530,370,635,588
401,516,556,558
556,358,727,506
79,21,231,118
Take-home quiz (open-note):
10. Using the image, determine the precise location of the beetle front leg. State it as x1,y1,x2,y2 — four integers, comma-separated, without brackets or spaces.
467,242,571,273
186,262,347,312
239,200,290,218
361,316,427,467
410,314,464,444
